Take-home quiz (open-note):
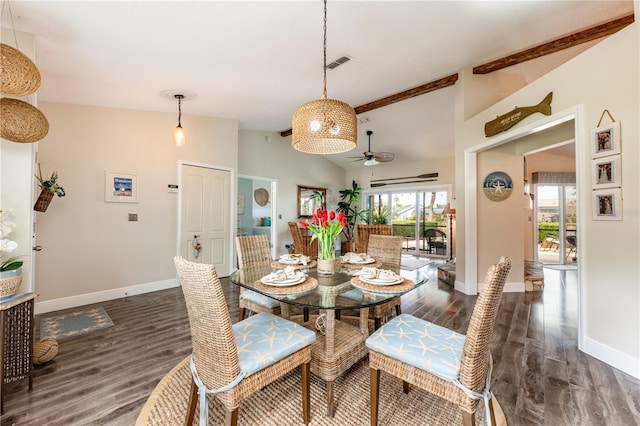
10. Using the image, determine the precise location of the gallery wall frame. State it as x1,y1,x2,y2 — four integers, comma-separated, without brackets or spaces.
590,121,621,159
591,154,621,189
105,171,138,203
592,187,622,221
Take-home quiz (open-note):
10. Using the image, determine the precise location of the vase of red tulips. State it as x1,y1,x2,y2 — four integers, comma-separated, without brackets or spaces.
300,208,346,275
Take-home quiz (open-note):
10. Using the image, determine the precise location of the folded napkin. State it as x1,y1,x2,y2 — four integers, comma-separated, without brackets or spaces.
339,252,370,263
262,266,300,283
279,254,310,265
358,267,400,282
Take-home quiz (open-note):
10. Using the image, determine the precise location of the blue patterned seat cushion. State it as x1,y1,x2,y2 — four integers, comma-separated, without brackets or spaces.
365,314,465,382
233,313,316,376
239,289,281,309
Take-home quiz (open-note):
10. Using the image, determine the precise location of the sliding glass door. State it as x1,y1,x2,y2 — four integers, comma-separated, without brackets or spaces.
364,189,449,257
536,184,577,265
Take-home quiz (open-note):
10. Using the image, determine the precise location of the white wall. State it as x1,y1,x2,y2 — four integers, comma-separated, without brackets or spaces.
34,103,238,310
456,22,639,376
0,29,37,295
237,130,346,257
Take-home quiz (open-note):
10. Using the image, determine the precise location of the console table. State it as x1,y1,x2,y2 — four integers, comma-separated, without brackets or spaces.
1,292,38,414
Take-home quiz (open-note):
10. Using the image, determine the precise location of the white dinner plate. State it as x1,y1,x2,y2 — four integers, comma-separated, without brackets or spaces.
279,258,302,265
350,258,376,264
261,273,306,287
359,275,404,286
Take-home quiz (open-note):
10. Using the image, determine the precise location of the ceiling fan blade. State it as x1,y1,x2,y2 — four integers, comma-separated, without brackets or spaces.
350,158,365,163
373,152,395,162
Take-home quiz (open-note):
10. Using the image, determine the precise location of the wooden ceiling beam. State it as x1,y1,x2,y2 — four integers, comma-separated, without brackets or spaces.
473,13,635,74
279,73,458,137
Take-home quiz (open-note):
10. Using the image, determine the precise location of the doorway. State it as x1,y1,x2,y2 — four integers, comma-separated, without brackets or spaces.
237,175,278,260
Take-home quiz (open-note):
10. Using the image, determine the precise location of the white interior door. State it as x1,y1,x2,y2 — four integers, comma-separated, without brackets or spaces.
180,164,232,276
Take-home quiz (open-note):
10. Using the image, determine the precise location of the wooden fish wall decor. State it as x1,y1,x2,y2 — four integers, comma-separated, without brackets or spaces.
484,92,553,137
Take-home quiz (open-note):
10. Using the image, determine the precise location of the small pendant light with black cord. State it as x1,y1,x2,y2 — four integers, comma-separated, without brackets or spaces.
172,94,186,147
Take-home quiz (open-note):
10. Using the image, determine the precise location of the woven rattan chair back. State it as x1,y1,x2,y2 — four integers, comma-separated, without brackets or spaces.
235,234,271,268
356,224,393,254
288,221,318,257
366,235,403,266
459,256,512,394
174,257,241,393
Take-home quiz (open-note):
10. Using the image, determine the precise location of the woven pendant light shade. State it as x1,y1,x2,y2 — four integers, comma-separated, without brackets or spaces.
0,43,41,96
0,97,49,143
292,98,357,154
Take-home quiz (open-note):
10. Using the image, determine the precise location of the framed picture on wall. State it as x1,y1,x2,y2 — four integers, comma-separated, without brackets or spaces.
105,171,138,203
592,188,622,221
590,121,621,158
237,195,245,215
591,155,621,189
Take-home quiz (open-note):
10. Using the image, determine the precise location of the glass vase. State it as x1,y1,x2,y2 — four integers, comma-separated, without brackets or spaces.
317,238,336,275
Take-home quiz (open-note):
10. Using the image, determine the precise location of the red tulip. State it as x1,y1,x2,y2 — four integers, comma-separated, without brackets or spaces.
300,221,308,229
329,211,336,220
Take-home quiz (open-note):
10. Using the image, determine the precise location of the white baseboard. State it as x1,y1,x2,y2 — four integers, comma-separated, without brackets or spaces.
582,336,640,380
34,278,179,315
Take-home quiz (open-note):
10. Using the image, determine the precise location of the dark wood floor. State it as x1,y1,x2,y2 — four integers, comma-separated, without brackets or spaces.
2,264,639,425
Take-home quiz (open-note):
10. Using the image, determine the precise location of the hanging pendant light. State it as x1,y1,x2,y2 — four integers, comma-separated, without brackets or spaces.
172,94,186,147
291,0,357,154
161,90,194,147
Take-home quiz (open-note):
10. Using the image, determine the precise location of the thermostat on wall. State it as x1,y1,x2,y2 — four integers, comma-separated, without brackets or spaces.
168,184,178,193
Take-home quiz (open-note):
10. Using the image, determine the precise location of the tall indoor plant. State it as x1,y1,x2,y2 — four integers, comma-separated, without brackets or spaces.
336,180,368,254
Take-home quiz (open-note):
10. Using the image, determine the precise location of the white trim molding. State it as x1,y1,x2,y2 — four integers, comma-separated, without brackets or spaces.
35,278,178,315
583,337,640,380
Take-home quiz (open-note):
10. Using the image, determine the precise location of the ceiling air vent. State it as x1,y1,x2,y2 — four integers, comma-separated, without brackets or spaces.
326,55,352,70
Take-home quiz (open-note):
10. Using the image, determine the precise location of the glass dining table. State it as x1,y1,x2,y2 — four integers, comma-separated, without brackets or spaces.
229,260,429,418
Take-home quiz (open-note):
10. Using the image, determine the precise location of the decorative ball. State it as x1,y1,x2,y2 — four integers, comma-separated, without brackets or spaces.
33,337,59,365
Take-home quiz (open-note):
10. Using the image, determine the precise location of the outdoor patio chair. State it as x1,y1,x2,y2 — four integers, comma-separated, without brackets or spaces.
367,256,511,426
235,235,281,320
424,228,447,255
174,257,315,426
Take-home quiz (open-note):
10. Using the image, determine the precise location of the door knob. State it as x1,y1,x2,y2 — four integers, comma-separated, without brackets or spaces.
33,245,42,251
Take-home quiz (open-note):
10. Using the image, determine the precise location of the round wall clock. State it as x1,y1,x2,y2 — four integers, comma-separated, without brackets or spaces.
482,171,513,202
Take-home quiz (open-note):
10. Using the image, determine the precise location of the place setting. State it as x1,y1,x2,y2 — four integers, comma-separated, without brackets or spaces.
271,253,317,269
350,267,415,293
255,266,318,294
337,252,381,268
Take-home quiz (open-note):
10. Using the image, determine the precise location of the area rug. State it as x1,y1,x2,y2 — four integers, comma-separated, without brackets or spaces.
39,307,114,340
137,356,507,426
400,255,432,270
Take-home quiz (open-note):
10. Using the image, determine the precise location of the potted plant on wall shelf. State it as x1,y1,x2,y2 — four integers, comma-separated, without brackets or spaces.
34,169,65,212
336,180,368,254
0,209,23,299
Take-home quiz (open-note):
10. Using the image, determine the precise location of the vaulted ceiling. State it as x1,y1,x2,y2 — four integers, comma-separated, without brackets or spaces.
1,1,634,169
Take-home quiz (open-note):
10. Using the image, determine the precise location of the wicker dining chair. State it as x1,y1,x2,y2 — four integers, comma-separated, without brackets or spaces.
366,234,404,329
288,222,319,257
366,256,512,426
356,224,393,254
174,257,316,426
235,235,281,320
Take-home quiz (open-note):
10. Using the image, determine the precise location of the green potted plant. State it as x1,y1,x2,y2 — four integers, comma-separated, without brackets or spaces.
1,209,23,299
336,180,368,254
34,171,65,212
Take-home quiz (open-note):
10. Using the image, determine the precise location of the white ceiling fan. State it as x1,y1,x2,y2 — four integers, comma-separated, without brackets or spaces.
349,130,395,166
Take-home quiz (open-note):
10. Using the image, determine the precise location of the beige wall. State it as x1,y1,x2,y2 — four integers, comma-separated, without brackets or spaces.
237,131,346,256
456,21,639,374
35,103,238,307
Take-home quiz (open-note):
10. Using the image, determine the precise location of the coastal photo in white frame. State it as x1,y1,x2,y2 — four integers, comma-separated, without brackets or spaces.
105,171,138,203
